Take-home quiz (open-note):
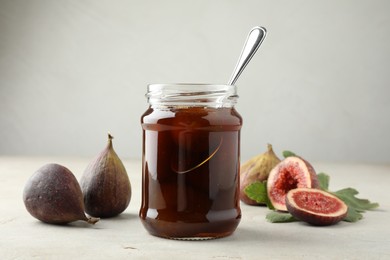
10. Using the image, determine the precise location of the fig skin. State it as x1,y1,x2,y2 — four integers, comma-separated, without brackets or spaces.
286,188,348,226
23,163,99,225
267,156,319,211
240,144,281,205
80,133,131,218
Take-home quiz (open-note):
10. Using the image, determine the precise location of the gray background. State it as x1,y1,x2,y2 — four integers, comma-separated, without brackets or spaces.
1,0,389,163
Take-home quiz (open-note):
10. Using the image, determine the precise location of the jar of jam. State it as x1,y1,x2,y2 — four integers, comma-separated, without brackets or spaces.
139,84,242,240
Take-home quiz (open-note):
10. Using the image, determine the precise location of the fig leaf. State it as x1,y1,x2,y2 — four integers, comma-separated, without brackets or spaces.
266,211,297,223
244,181,274,209
332,188,380,212
282,150,296,158
317,172,330,191
343,207,363,222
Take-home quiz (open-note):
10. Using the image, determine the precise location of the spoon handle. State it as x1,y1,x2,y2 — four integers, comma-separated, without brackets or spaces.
228,26,267,85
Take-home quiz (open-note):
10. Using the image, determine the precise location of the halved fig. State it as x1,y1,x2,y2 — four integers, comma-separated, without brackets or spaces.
286,188,348,226
267,157,319,211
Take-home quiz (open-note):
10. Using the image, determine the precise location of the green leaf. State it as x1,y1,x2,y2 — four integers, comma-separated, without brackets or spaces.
244,181,274,209
343,207,363,222
317,172,330,191
282,150,296,158
245,181,268,204
266,211,297,223
332,188,380,212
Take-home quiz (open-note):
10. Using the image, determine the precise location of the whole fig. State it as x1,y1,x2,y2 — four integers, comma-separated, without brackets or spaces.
80,133,131,218
240,144,281,205
23,163,99,225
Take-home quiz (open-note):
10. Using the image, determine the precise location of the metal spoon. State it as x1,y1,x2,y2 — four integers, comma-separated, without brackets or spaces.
228,26,267,85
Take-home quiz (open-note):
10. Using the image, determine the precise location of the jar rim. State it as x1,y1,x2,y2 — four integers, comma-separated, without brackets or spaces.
146,83,238,108
148,83,235,90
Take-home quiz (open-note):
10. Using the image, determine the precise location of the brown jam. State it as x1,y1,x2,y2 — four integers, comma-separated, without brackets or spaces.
140,106,242,239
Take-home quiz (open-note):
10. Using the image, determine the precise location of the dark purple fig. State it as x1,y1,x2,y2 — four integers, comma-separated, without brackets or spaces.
80,133,131,218
267,156,319,211
286,188,348,226
23,163,99,225
240,144,281,205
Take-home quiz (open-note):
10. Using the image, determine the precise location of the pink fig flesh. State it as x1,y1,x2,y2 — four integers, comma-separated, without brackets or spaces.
286,188,348,226
267,156,319,211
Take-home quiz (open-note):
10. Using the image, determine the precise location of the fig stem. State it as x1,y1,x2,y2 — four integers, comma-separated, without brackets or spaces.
107,132,114,148
86,216,100,224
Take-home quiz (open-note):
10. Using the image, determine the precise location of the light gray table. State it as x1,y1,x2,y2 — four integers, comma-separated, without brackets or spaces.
1,157,389,259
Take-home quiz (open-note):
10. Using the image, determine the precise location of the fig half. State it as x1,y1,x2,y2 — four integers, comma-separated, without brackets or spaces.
286,188,348,226
267,156,319,211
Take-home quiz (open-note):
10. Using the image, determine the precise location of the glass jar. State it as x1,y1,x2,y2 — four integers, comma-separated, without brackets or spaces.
139,84,242,240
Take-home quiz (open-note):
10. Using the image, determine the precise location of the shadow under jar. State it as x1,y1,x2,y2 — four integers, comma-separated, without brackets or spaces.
140,84,242,240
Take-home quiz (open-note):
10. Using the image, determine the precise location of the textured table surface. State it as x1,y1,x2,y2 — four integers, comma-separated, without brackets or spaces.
0,156,389,259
